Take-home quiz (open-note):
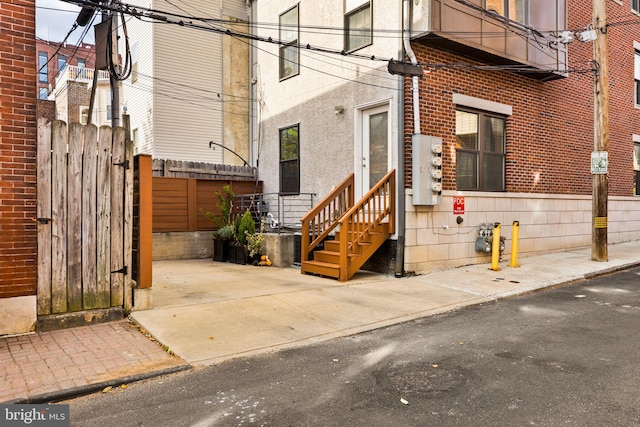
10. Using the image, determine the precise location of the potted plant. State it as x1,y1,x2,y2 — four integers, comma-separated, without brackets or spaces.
246,218,265,265
229,210,255,264
212,224,234,262
203,185,235,262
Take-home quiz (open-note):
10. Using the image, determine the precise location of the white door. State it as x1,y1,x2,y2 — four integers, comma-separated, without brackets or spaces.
356,104,390,199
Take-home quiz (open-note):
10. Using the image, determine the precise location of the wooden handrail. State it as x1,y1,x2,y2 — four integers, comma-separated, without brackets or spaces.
338,169,395,280
300,174,354,262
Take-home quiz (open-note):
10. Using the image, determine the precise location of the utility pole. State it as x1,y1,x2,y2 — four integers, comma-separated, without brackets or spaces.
592,0,609,261
109,2,120,128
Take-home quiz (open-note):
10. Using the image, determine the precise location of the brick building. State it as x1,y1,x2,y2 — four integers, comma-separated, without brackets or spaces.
0,0,38,330
251,0,640,277
36,38,95,101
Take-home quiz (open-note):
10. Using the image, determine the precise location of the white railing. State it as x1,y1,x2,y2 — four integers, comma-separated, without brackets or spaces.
55,65,110,88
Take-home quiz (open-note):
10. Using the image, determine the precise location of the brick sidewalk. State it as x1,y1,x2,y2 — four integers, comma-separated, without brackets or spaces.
0,320,189,403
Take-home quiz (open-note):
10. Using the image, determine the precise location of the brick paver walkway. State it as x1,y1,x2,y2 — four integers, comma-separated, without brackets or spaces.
0,320,188,403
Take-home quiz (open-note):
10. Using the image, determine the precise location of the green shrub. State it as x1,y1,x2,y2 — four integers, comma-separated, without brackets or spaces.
213,224,234,240
237,210,255,245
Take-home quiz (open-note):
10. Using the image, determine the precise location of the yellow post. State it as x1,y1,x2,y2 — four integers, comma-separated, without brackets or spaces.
490,222,501,271
510,220,520,268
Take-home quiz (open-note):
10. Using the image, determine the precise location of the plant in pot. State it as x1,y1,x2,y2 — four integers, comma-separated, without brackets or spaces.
203,184,235,262
212,224,234,262
230,210,255,264
245,218,266,265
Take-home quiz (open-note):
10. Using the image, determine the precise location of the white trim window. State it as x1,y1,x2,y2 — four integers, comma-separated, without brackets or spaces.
345,0,372,52
633,0,640,14
279,5,299,80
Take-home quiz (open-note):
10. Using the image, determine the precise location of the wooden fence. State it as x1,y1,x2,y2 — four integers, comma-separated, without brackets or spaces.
152,177,262,232
36,119,133,315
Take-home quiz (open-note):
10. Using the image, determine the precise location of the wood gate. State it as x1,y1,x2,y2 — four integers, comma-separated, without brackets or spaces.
36,119,133,315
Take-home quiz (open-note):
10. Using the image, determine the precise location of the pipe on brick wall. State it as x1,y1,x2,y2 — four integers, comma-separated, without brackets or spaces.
403,0,420,134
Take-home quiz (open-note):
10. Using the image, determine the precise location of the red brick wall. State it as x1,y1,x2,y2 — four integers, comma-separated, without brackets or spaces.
37,99,55,121
405,0,637,197
0,1,37,298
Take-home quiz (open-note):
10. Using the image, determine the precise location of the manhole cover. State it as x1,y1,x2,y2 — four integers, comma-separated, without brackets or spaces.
376,363,466,396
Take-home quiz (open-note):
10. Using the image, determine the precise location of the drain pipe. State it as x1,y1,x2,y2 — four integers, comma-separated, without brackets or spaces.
404,0,421,135
395,0,421,277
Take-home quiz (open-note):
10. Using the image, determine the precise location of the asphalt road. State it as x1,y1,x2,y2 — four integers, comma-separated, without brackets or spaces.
67,268,640,426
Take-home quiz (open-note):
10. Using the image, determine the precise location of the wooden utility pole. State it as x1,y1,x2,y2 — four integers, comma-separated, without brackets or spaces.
592,0,609,261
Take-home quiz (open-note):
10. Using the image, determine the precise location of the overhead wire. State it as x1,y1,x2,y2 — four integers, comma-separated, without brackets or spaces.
57,0,601,83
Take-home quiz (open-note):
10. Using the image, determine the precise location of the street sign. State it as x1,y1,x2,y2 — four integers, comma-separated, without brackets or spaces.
591,151,608,174
453,196,465,215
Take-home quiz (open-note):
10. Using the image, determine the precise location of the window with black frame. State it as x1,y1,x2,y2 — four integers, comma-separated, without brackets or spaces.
280,124,300,194
345,1,372,52
279,5,299,80
635,49,640,106
455,109,506,191
634,142,640,195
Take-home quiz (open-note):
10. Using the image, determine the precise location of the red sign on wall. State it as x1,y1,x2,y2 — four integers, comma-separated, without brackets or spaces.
453,196,465,215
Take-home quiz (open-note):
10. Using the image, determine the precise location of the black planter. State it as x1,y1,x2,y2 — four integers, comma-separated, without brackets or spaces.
213,238,230,262
229,244,248,265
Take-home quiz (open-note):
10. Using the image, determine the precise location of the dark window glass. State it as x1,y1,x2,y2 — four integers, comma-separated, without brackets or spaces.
456,109,506,191
280,125,300,194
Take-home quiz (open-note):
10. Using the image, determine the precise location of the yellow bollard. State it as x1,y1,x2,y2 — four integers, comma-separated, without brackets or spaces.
490,222,501,271
510,220,520,268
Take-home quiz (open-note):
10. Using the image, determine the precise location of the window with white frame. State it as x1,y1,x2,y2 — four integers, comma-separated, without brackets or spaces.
80,107,89,125
485,0,528,25
57,54,67,76
345,0,372,52
279,5,299,80
131,42,138,83
455,109,506,191
633,0,640,14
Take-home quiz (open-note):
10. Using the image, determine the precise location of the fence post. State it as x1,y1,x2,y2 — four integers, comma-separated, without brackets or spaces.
135,154,153,289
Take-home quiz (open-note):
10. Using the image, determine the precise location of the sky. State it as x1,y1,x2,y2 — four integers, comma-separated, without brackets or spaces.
36,0,95,44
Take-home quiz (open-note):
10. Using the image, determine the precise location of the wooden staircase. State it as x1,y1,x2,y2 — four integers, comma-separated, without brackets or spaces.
300,170,396,281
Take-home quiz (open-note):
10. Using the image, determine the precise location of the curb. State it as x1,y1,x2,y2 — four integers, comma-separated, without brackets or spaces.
3,364,192,405
583,261,640,280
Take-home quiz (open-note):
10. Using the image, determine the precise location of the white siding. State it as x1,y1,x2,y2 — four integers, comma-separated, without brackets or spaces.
154,0,223,162
121,0,155,156
121,0,248,163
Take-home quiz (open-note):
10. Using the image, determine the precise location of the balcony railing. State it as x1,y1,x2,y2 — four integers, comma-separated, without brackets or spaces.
235,193,316,233
55,65,110,88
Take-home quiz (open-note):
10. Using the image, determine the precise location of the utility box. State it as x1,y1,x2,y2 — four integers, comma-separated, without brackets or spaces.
412,134,443,205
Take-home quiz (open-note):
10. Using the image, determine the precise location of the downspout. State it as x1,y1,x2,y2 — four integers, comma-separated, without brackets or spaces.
395,0,421,277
